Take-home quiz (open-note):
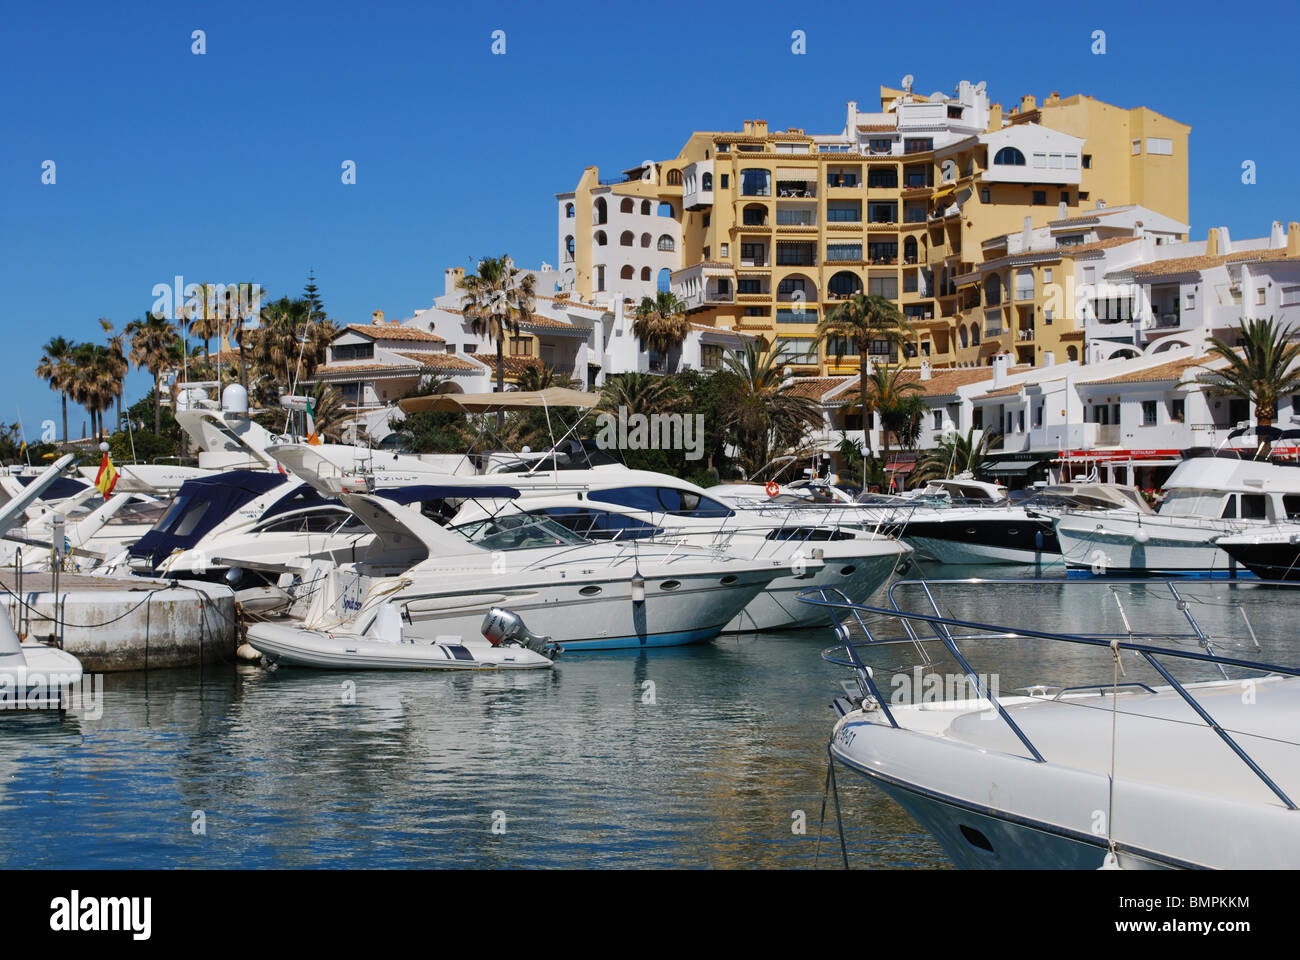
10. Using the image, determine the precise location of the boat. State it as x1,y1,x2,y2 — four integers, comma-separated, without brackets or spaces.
0,607,83,711
451,479,910,631
1215,524,1300,581
245,484,791,653
804,577,1300,869
250,606,557,670
1054,455,1300,575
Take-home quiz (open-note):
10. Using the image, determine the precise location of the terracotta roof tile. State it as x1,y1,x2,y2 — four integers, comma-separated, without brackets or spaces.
1049,204,1138,227
1058,236,1141,255
345,323,443,342
834,366,994,404
785,376,853,400
1081,354,1218,385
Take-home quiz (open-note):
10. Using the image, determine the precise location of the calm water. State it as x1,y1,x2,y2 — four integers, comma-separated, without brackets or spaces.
2,563,1295,869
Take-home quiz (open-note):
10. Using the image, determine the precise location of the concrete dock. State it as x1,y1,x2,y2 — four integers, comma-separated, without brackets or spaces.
1,573,238,672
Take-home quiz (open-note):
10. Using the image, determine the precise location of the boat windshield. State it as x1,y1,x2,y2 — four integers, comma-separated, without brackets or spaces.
1157,490,1227,518
449,513,589,551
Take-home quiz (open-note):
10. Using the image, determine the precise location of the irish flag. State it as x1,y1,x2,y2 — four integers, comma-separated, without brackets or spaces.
94,451,119,498
305,397,322,445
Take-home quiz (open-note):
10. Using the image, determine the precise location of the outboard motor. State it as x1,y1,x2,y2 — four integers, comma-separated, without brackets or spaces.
481,608,561,658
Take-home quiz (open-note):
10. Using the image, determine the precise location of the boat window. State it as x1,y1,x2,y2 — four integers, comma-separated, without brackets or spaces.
450,513,589,551
588,485,734,518
1158,490,1222,518
1221,495,1237,520
535,507,662,540
588,486,663,513
172,500,211,537
154,495,193,533
1240,494,1268,520
1285,494,1300,519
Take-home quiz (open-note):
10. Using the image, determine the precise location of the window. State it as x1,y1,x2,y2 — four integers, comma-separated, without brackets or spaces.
565,203,574,218
867,168,897,188
564,236,575,261
737,278,762,294
994,147,1026,166
702,246,710,260
775,337,818,363
620,231,633,246
1146,138,1173,156
826,243,862,261
1241,494,1268,520
1257,287,1267,306
1049,153,1062,169
620,198,634,214
1169,398,1185,423
1060,191,1069,204
667,170,682,185
701,344,724,369
657,235,675,252
826,201,861,222
1285,494,1300,520
537,508,661,541
741,169,771,196
972,408,983,430
463,344,477,354
1034,405,1043,429
868,138,892,154
1032,152,1046,168
776,277,806,295
641,200,651,215
1032,190,1047,205
867,201,897,223
641,267,651,281
828,272,862,298
1065,155,1079,169
595,230,607,246
904,138,933,154
509,337,533,356
1131,139,1142,155
1142,401,1157,426
445,344,456,354
620,265,634,280
719,174,729,190
980,188,990,203
826,335,859,357
776,242,816,266
776,307,817,324
933,410,943,430
1185,291,1195,310
720,243,729,258
741,242,764,264
1082,154,1092,169
640,232,651,248
701,173,713,191
867,276,898,299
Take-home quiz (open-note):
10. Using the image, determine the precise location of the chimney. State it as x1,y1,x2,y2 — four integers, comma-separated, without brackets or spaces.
1043,351,1055,367
846,100,859,132
1020,94,1037,113
1206,227,1218,257
992,353,1009,386
1045,91,1060,106
1022,216,1033,248
372,309,385,324
1289,222,1300,257
988,103,1003,130
1271,221,1286,249
920,359,932,381
1217,226,1232,253
753,119,768,136
445,266,465,297
1058,200,1068,219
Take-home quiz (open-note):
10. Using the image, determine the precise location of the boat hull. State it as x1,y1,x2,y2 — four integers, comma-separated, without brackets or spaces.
902,514,1060,566
723,547,904,631
1055,513,1251,575
247,623,553,670
1216,540,1300,581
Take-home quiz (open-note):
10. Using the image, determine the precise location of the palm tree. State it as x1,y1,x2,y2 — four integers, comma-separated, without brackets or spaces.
515,363,575,393
307,382,350,442
1188,317,1300,448
35,336,75,444
631,292,690,373
599,371,685,418
719,337,821,476
100,319,129,433
126,314,181,434
814,293,915,459
862,363,925,468
911,427,1003,486
459,256,536,426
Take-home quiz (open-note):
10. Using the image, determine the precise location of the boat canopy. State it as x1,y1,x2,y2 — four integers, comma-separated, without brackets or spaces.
378,484,520,505
397,387,601,415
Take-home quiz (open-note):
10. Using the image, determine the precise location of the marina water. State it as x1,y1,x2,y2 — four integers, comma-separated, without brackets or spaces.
1,564,1291,869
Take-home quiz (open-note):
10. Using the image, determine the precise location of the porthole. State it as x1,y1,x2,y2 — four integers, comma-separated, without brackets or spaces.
720,575,738,585
959,824,995,853
840,565,857,576
660,580,681,591
965,528,977,535
579,585,602,597
1007,528,1019,535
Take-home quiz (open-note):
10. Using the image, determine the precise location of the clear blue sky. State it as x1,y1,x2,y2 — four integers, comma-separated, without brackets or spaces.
2,0,1296,439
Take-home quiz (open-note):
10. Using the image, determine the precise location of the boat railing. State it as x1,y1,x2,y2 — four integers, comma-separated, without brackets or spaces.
798,577,1300,810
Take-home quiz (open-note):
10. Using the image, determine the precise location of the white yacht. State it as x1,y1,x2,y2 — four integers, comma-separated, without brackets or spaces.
245,486,795,661
1055,456,1300,575
452,482,910,631
810,578,1300,869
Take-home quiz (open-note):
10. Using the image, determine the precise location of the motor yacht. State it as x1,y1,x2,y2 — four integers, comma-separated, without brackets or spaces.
1215,523,1300,581
805,577,1300,869
1054,455,1300,575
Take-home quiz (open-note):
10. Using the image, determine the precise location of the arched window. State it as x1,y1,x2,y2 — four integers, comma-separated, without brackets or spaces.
620,231,634,246
702,172,713,191
971,323,981,346
565,202,575,218
959,325,968,349
621,265,634,280
667,170,682,186
620,198,634,214
641,200,651,216
641,267,651,281
1067,346,1079,362
564,235,575,261
993,147,1026,166
595,230,608,246
657,235,675,252
828,271,862,299
983,273,1002,306
903,236,918,263
657,202,675,218
594,197,608,224
640,232,651,248
742,203,768,226
657,268,671,292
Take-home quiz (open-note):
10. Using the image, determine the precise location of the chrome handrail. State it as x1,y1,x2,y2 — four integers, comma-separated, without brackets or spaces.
800,576,1300,810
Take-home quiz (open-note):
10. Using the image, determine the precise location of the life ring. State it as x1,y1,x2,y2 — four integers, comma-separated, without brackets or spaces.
765,481,780,497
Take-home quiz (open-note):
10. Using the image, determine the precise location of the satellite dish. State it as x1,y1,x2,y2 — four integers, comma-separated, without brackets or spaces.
929,92,945,102
901,74,914,91
976,81,987,94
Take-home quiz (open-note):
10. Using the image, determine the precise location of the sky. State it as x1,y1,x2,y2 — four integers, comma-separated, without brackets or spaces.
2,0,1297,440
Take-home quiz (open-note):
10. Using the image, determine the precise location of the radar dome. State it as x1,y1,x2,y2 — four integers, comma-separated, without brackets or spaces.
221,383,249,415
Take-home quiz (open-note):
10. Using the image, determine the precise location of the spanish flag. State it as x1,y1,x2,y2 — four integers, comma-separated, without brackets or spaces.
94,451,119,499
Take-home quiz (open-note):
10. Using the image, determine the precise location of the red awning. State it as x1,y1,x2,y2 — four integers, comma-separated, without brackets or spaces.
884,461,915,474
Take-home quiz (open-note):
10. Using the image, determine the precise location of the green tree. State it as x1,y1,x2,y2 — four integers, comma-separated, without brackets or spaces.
459,255,536,426
815,293,915,460
911,427,1003,486
631,292,690,372
1188,317,1300,448
718,338,821,477
35,336,75,444
126,313,181,434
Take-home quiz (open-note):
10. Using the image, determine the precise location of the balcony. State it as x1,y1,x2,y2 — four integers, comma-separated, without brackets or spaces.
775,182,818,199
1096,424,1121,446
